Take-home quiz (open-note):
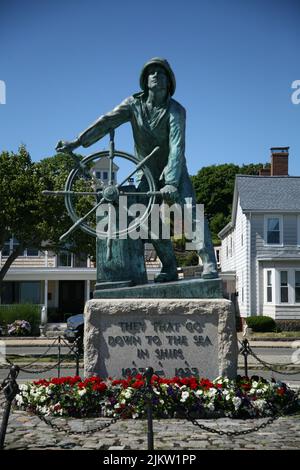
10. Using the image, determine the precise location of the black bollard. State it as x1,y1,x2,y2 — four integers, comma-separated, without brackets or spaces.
75,339,80,377
57,336,61,378
240,339,250,377
0,365,20,450
144,367,154,451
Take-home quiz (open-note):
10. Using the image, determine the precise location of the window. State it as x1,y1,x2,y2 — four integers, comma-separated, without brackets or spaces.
103,171,108,180
25,248,39,256
266,270,272,302
95,171,101,179
20,282,41,304
280,271,289,303
74,253,87,268
295,271,300,303
266,217,282,245
58,251,72,267
1,241,10,256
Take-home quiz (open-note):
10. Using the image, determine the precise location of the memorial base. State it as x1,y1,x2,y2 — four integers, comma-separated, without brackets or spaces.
84,298,238,380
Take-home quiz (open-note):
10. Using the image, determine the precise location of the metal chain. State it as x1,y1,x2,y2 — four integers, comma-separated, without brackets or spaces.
184,388,300,437
30,388,145,435
19,337,59,368
249,348,300,376
0,337,79,374
17,341,79,374
238,339,300,376
238,338,298,366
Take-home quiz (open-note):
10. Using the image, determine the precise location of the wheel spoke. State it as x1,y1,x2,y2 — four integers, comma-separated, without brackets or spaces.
59,197,105,241
43,190,101,196
116,146,159,188
119,190,161,196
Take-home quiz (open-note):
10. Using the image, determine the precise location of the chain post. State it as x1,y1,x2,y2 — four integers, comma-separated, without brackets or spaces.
57,336,61,378
0,365,20,450
240,338,251,377
144,367,154,451
75,338,80,377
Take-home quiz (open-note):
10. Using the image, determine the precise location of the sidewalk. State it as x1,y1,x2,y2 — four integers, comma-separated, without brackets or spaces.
1,407,300,450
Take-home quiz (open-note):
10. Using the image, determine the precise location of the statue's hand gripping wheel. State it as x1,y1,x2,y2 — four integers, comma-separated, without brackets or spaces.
43,130,160,262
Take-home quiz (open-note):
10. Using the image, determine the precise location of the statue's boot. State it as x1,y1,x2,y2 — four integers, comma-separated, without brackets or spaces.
197,216,219,279
152,239,178,283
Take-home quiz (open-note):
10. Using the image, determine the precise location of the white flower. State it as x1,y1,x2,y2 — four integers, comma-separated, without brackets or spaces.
180,391,190,403
19,384,29,392
232,396,242,410
15,394,23,405
78,389,86,397
132,413,139,419
208,388,217,398
124,389,132,399
206,402,215,411
252,399,267,411
252,381,258,389
195,389,203,397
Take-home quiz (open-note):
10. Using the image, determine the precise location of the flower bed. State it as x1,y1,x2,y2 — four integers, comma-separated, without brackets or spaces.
15,374,299,420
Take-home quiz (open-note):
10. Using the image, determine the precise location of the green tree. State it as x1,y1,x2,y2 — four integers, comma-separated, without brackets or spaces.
191,163,268,244
0,146,95,291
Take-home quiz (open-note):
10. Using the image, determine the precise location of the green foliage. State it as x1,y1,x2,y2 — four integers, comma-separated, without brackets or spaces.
0,304,40,335
191,163,268,240
0,146,96,284
246,316,276,332
175,251,199,267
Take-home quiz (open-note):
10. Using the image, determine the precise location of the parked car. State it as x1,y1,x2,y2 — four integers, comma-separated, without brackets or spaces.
64,314,84,352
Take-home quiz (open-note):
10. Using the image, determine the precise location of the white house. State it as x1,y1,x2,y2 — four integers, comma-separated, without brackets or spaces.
218,148,300,321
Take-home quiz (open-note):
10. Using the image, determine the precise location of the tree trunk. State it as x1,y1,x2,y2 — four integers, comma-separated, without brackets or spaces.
0,245,23,296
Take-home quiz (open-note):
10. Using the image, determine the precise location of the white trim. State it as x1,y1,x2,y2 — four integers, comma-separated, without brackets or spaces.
298,215,300,247
264,268,274,305
278,269,289,304
294,269,300,305
3,268,97,281
264,214,283,247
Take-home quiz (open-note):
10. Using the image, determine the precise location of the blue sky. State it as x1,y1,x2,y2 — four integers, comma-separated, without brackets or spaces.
1,0,299,177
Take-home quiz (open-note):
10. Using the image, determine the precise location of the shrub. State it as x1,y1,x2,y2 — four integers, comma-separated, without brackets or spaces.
0,304,40,335
175,251,199,267
246,316,276,332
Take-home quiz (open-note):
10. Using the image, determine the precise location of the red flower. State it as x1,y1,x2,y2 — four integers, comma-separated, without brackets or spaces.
277,387,285,396
92,382,107,392
132,380,144,389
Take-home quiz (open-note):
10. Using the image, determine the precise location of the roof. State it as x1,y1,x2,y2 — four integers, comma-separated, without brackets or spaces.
218,175,300,239
237,175,300,212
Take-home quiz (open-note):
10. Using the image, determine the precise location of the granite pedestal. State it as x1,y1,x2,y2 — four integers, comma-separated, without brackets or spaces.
84,298,238,380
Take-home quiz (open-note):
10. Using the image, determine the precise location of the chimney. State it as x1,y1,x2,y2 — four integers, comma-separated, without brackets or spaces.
259,166,271,176
270,147,289,176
